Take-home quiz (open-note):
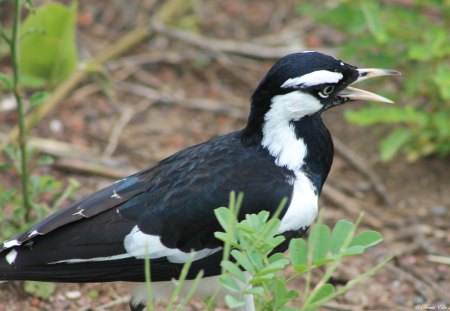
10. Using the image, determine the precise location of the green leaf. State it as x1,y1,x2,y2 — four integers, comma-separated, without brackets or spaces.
20,3,78,87
35,154,54,167
289,238,307,266
268,252,285,264
220,275,242,293
244,286,264,296
231,250,255,274
262,218,282,240
256,258,289,276
87,289,99,299
359,2,387,43
221,260,246,282
214,207,233,231
29,91,50,108
23,281,55,299
380,127,412,161
342,245,365,256
309,283,335,304
293,264,309,273
311,258,334,267
330,220,354,255
225,295,245,308
308,224,331,262
350,230,383,249
433,65,450,100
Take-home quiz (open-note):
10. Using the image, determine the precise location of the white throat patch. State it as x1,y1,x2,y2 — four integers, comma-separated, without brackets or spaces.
261,91,321,171
261,91,320,233
281,70,343,88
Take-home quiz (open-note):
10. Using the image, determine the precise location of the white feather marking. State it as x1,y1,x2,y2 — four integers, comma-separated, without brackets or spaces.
49,253,133,264
49,227,221,265
114,178,127,184
3,239,20,249
281,70,343,88
28,230,40,238
5,249,18,265
111,190,122,199
262,92,321,171
278,172,318,233
124,226,221,263
72,208,86,217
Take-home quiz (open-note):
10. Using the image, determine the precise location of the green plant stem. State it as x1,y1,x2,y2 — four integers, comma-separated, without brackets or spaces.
11,0,31,221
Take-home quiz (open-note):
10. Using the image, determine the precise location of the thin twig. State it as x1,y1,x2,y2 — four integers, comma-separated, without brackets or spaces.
385,263,434,303
54,158,135,179
116,81,248,119
411,218,438,254
151,20,304,60
396,260,448,302
102,106,136,158
322,183,384,229
427,254,450,265
102,100,153,158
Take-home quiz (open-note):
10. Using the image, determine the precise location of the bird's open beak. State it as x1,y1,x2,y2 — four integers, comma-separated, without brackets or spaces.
337,68,401,104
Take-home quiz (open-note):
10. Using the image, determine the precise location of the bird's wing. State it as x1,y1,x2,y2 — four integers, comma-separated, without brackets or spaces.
0,174,148,253
0,132,294,282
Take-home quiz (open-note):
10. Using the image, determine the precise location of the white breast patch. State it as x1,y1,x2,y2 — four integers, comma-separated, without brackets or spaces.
278,171,318,233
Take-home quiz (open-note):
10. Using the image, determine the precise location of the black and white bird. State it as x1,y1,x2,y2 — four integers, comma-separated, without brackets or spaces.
0,52,399,311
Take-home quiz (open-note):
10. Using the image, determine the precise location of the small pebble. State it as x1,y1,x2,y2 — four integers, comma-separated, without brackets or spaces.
50,119,63,132
65,290,82,300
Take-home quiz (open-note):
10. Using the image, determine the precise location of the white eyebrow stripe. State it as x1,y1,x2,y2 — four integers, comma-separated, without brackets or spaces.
281,70,343,88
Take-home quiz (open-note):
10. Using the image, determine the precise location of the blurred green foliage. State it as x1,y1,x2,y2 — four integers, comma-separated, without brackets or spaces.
0,144,80,240
298,1,450,161
20,2,78,88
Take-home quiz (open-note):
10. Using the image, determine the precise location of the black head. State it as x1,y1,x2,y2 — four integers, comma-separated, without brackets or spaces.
242,51,399,144
254,52,358,110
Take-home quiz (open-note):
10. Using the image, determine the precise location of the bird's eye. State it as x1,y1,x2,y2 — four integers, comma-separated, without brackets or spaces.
319,86,335,98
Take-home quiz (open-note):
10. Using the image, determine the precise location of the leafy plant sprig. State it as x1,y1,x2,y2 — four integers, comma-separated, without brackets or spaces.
215,193,390,310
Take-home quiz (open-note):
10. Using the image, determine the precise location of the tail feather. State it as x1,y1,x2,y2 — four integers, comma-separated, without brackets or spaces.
0,249,223,283
0,251,145,282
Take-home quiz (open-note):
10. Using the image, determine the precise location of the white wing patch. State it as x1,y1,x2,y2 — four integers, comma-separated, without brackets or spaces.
48,226,221,265
281,70,343,88
124,226,221,263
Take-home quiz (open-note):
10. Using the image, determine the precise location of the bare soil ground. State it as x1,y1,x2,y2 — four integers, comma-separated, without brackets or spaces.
0,1,449,310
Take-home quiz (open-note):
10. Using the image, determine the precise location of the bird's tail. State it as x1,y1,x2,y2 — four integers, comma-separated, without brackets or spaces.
0,247,145,283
